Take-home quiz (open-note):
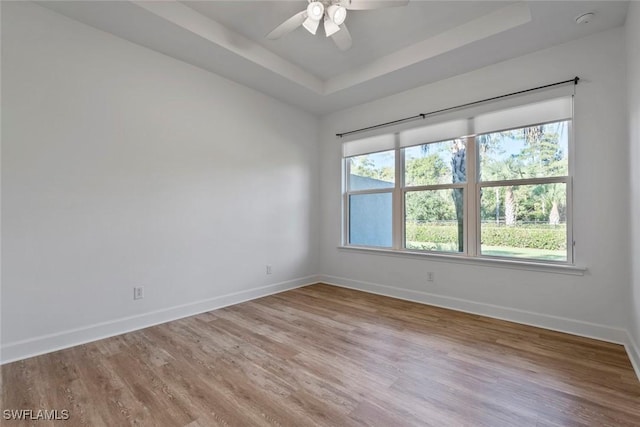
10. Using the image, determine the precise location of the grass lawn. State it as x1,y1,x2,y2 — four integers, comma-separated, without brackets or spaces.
480,245,566,261
406,241,566,261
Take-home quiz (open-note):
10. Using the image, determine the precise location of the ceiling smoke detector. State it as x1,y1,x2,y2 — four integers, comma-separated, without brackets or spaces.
575,12,594,24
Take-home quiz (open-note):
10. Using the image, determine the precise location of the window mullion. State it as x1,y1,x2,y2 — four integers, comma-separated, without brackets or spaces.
404,183,466,192
466,136,478,257
480,176,567,188
567,118,575,264
393,135,403,250
347,188,398,196
343,158,350,246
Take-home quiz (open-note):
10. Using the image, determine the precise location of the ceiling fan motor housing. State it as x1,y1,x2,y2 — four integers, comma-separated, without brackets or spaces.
307,1,347,25
268,0,408,50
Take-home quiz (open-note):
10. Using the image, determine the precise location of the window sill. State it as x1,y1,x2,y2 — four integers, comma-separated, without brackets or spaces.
337,246,587,276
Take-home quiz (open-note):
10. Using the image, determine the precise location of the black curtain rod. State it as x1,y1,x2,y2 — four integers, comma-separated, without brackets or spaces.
336,76,580,138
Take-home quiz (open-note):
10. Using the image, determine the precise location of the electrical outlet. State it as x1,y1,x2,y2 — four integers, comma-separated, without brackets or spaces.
266,265,273,275
427,272,434,282
134,286,144,300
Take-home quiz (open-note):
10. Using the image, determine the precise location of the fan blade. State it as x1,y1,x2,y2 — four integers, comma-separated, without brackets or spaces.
324,17,341,37
302,16,321,35
340,0,408,10
266,10,307,39
331,23,352,51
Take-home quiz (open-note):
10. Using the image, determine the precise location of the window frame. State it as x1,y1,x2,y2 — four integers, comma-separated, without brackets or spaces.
343,148,396,249
342,117,575,266
401,137,470,255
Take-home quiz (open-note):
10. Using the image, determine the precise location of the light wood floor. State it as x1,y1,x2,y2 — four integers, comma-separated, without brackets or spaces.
2,284,639,426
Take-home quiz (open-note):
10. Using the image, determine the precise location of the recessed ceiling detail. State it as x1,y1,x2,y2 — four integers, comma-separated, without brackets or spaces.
137,1,532,95
324,2,532,94
133,1,324,93
36,1,629,114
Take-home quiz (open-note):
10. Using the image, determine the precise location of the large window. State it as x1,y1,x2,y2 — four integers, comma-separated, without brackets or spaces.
343,95,573,264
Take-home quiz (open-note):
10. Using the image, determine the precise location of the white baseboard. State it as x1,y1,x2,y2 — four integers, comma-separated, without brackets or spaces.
1,275,319,365
625,333,640,381
320,275,640,381
319,274,630,346
5,274,639,383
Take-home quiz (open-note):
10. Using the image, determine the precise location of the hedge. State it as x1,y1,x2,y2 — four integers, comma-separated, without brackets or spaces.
405,223,566,250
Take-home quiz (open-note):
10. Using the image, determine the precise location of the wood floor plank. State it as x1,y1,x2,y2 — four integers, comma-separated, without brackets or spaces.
2,283,639,426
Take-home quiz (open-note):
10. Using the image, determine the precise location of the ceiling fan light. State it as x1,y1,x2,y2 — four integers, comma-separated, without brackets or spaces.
306,1,325,21
302,16,321,35
328,5,347,25
324,17,341,37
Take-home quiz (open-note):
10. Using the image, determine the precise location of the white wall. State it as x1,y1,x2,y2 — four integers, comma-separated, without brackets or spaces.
319,27,631,341
1,2,319,362
627,2,640,366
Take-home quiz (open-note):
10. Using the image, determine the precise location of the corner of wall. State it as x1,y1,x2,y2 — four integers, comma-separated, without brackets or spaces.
626,0,640,356
626,332,640,381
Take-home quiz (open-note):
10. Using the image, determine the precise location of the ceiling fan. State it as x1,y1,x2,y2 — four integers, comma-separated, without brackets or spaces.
266,0,409,51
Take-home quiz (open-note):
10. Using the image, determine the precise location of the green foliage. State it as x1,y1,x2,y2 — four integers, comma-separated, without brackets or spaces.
477,122,569,224
481,224,566,250
478,122,568,182
350,155,394,183
480,183,567,223
405,146,451,186
406,223,566,251
405,190,457,222
406,221,459,244
404,148,463,225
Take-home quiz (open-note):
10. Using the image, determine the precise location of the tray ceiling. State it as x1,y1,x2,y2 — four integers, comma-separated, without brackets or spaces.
37,1,629,114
